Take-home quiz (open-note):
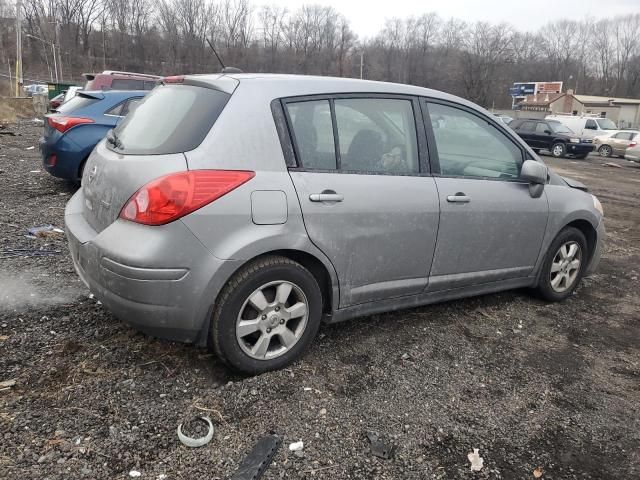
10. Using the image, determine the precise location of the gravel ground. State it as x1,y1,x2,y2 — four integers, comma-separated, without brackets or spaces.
1,121,639,479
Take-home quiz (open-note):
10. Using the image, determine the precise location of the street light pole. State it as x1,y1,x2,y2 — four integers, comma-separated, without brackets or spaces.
15,0,23,96
25,33,53,82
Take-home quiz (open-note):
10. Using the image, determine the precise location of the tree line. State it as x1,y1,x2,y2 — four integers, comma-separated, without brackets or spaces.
1,0,640,108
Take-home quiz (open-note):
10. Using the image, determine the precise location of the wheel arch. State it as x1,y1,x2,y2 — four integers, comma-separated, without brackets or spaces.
565,218,598,264
195,248,338,347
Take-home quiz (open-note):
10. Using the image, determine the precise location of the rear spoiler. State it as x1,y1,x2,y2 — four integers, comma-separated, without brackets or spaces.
77,91,105,100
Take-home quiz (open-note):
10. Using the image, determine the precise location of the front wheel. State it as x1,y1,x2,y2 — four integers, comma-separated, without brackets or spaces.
211,256,322,374
598,145,612,157
551,142,566,158
535,227,588,302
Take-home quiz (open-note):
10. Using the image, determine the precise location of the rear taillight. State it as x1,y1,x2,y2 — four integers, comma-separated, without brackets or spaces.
48,116,94,133
119,170,255,226
630,141,637,148
162,75,184,84
46,154,57,167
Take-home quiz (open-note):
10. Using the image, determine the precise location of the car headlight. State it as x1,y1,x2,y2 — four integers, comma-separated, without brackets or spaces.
592,194,604,216
570,138,580,143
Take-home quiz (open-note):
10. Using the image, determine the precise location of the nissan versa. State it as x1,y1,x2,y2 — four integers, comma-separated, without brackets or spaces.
65,74,605,374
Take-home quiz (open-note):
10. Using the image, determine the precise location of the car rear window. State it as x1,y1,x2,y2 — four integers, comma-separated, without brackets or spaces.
108,84,230,155
56,94,99,113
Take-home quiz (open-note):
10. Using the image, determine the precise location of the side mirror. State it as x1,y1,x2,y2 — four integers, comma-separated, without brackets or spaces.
544,129,552,135
521,160,547,198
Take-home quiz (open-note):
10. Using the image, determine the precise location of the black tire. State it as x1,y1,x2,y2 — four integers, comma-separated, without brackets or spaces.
551,142,566,158
211,256,322,375
536,227,588,302
598,145,612,157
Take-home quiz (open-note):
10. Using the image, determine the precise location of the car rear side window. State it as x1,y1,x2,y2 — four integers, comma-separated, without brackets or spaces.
57,94,99,114
535,122,549,133
109,85,230,155
334,98,418,174
519,121,535,131
428,102,522,179
286,100,337,170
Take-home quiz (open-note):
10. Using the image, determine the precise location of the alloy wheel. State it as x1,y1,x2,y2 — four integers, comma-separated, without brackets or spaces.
552,144,564,157
549,241,582,293
235,280,309,360
599,145,612,157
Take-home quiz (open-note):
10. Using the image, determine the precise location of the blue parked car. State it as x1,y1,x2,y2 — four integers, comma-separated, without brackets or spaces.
40,90,147,182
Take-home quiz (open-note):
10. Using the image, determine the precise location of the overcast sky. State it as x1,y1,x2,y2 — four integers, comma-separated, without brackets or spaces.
266,0,639,38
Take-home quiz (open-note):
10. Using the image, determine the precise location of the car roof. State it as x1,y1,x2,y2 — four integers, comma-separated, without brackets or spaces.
185,73,486,111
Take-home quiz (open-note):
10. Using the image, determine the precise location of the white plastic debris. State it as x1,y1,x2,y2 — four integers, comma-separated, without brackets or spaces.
177,416,214,448
303,387,312,391
288,441,304,452
129,470,142,478
26,146,35,150
467,448,484,471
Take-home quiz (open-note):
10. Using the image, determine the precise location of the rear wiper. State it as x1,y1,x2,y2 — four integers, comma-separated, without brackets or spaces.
106,130,123,149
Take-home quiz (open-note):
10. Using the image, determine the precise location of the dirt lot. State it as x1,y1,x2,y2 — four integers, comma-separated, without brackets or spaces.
1,121,639,479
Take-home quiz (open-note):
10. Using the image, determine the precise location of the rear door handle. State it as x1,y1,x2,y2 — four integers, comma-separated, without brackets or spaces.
309,191,344,202
446,193,471,203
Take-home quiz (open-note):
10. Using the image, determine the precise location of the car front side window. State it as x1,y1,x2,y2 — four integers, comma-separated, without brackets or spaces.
427,102,523,179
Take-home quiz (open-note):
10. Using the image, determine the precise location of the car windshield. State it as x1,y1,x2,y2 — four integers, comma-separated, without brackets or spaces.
548,121,573,134
596,118,617,130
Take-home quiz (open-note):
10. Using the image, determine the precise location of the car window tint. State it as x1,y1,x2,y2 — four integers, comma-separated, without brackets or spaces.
105,102,124,116
143,81,156,90
287,100,337,170
57,94,98,114
111,79,144,90
111,85,229,155
585,119,597,129
334,98,418,174
618,132,632,140
428,103,522,179
519,121,535,131
535,123,549,133
121,98,143,116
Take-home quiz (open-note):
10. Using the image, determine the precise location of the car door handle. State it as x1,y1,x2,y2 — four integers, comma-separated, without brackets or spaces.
446,193,471,203
309,192,344,202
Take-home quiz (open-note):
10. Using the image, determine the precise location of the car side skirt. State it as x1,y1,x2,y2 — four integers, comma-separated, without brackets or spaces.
324,276,535,324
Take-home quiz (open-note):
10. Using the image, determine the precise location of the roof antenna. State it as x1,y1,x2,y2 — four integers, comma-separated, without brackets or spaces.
206,38,243,74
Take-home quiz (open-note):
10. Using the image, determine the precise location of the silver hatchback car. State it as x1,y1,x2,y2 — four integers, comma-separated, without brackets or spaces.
65,74,604,374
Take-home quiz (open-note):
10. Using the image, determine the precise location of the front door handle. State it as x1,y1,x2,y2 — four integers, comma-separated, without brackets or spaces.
446,193,471,203
309,190,344,203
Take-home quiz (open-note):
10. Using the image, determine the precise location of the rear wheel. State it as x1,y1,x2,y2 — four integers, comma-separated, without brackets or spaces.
211,256,322,374
551,142,566,158
536,227,588,302
598,145,612,157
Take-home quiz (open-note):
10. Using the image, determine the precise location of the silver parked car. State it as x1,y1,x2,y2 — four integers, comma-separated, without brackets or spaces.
65,74,605,374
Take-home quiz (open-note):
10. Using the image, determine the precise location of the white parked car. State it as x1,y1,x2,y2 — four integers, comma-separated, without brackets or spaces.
545,115,619,139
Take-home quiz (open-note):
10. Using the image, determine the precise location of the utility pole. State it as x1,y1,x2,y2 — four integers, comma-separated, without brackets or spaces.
15,0,23,96
359,51,364,79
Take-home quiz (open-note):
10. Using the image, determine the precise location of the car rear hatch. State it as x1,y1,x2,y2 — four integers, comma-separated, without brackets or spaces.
80,76,238,234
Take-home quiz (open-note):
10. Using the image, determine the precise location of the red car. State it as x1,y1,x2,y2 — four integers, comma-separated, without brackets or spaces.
49,92,65,110
83,70,160,91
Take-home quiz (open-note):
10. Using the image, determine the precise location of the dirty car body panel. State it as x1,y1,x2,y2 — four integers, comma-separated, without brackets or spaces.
64,73,605,358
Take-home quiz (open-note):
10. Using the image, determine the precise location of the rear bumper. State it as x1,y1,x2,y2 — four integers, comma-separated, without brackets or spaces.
40,134,85,180
65,190,242,344
586,218,605,276
625,152,640,162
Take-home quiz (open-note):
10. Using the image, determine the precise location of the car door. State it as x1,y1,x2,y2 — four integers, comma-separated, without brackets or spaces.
422,100,549,290
534,121,554,150
612,132,633,155
515,120,537,147
283,95,440,307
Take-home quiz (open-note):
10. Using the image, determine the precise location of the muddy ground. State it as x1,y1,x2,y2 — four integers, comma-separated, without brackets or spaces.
1,121,639,479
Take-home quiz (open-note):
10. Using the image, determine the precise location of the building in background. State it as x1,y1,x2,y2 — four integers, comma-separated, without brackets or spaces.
509,81,563,109
516,90,640,128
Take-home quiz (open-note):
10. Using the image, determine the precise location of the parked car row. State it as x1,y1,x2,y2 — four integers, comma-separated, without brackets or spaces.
40,70,161,182
510,118,595,158
62,73,604,374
